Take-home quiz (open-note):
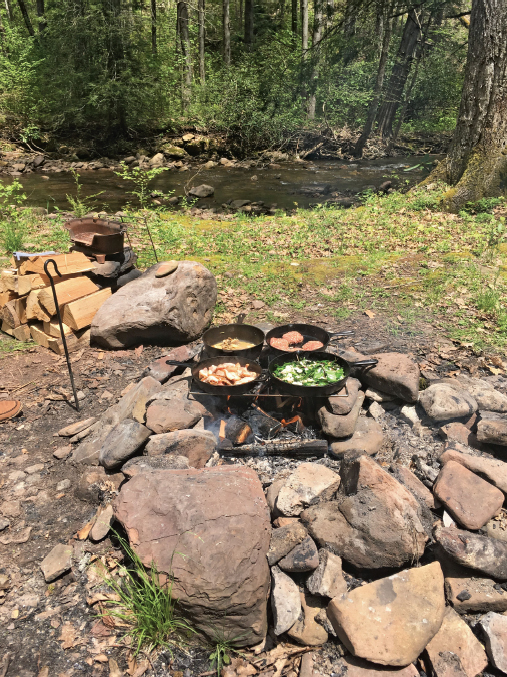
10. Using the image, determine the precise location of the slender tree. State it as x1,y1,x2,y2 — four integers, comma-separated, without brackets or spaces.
198,0,205,82
36,0,46,32
16,0,34,35
151,0,156,54
308,0,323,119
177,1,192,109
425,0,507,210
291,0,297,36
4,0,12,22
244,0,253,50
301,0,308,53
223,0,231,64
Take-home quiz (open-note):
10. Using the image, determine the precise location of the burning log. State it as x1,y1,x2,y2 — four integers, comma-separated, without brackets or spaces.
219,419,227,441
225,416,253,445
281,415,305,435
249,404,283,439
221,439,328,457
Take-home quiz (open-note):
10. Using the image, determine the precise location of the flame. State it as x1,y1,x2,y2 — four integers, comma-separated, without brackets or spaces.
226,395,232,415
281,415,301,427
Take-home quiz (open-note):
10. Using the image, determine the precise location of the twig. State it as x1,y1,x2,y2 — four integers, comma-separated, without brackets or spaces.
8,380,36,393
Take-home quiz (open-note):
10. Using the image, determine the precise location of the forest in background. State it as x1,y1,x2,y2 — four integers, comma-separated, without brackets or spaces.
0,0,470,152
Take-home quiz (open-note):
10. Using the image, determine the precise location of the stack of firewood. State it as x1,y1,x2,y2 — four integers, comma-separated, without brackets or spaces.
0,251,111,354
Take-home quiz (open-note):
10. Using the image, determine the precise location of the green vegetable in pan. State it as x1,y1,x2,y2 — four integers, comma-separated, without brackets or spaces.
273,358,345,386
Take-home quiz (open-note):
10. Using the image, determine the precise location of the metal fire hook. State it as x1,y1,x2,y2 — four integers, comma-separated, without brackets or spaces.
43,259,80,412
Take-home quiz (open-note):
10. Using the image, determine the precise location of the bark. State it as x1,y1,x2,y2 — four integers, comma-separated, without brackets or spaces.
36,0,46,32
291,0,297,36
198,0,205,82
301,0,308,53
244,0,253,50
177,1,192,109
223,0,231,64
353,8,392,157
427,0,507,211
326,0,333,28
307,0,323,119
4,0,12,22
376,9,422,140
16,0,34,36
151,0,156,54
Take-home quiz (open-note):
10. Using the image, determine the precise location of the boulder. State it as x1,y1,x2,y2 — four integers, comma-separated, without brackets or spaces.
278,536,319,573
360,353,420,403
161,144,188,159
114,466,271,645
318,392,365,438
188,184,214,198
331,657,418,677
103,376,163,426
327,378,362,415
424,606,488,677
465,382,507,412
480,612,507,673
91,261,217,349
40,543,73,582
122,455,190,477
477,416,507,446
301,456,427,570
306,549,347,599
149,152,164,166
71,423,113,465
439,422,481,448
286,590,328,646
436,526,507,580
144,386,205,434
329,417,384,458
433,460,503,529
270,565,301,635
98,420,151,470
390,464,438,510
266,478,285,516
440,445,507,494
328,562,445,667
419,384,478,422
276,463,341,517
145,429,216,468
267,522,308,565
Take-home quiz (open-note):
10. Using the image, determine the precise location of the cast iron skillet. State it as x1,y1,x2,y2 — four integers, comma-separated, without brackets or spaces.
267,351,378,397
265,323,354,354
165,355,265,396
202,323,265,360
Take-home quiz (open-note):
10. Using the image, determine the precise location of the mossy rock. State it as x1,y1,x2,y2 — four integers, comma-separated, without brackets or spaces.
160,143,189,159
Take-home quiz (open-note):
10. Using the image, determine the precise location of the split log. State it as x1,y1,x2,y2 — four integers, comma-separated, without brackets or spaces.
13,324,32,341
30,322,89,354
14,297,27,324
38,276,98,315
1,320,14,336
17,272,82,296
0,291,16,309
26,289,52,322
249,404,283,438
62,288,111,330
19,252,96,276
225,416,253,445
221,439,328,456
2,300,22,328
43,318,74,337
0,269,17,292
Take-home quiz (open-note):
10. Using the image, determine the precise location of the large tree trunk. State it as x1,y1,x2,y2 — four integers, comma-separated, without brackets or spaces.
429,0,507,210
291,0,297,36
223,0,231,64
244,0,253,50
198,0,205,82
307,0,323,119
177,1,192,110
151,0,156,54
353,6,392,157
375,9,422,140
16,0,34,35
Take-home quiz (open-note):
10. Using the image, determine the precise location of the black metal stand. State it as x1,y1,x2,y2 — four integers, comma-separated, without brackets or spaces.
43,259,80,412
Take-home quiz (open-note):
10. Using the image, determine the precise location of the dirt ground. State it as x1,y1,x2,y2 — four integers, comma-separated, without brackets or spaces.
0,308,504,677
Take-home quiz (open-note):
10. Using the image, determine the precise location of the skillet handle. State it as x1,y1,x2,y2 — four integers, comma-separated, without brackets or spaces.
329,330,354,338
349,359,378,367
165,360,193,366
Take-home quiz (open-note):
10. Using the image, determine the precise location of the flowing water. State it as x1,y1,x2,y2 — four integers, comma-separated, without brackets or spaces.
10,154,441,212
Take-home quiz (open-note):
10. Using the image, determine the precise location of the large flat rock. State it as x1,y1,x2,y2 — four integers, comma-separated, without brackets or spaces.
114,465,271,645
328,562,445,666
419,384,478,423
440,445,507,494
145,429,216,468
91,261,217,349
436,526,507,580
360,353,420,403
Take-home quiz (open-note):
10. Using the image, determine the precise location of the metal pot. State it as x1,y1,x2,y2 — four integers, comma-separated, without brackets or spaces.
202,323,265,360
165,355,265,396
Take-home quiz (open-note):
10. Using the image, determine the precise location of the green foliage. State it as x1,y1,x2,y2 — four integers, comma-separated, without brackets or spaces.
115,162,168,209
464,197,505,214
0,179,27,253
208,626,246,677
65,169,104,217
100,532,193,657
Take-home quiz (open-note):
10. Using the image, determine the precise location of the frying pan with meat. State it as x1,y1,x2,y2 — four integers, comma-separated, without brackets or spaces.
203,323,265,360
265,323,354,354
267,351,378,397
165,356,265,395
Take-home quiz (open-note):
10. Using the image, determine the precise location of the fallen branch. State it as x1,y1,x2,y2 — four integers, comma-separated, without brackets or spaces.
221,439,327,457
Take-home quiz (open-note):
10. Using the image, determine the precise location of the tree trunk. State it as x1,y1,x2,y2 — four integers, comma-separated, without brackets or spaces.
151,0,156,54
223,0,231,64
325,0,333,28
427,0,507,211
36,0,46,32
244,0,253,50
291,0,297,36
307,0,323,119
16,0,34,36
177,1,192,109
353,9,392,156
375,9,422,140
239,0,243,31
301,0,308,53
4,0,12,22
198,0,205,82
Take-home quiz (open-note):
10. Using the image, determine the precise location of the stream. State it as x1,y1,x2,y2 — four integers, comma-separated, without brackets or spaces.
11,155,441,212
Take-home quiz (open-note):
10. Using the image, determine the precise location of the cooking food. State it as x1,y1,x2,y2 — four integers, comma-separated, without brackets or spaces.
199,362,258,386
282,331,305,345
273,358,345,386
213,337,256,351
270,337,293,351
302,340,324,351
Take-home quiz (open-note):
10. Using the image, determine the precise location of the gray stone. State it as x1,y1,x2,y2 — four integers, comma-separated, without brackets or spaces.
436,526,507,580
477,415,507,446
267,522,308,565
90,504,114,541
122,455,190,477
278,536,319,573
98,419,151,470
145,429,216,468
306,549,347,599
480,612,507,673
419,384,477,422
266,478,285,516
143,344,201,383
188,184,214,198
390,464,438,510
360,352,420,403
327,378,361,415
91,261,217,349
56,479,71,491
318,392,365,438
364,387,395,402
71,424,114,465
276,463,341,517
465,382,507,412
0,518,10,531
102,376,163,426
149,152,164,166
58,417,97,437
53,445,72,460
286,590,328,646
270,565,301,635
329,417,384,458
331,657,418,677
40,543,73,582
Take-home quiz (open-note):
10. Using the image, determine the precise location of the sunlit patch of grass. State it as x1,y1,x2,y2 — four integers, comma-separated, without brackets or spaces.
0,333,33,357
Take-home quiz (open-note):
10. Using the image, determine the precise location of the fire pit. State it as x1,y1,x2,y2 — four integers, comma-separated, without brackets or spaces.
64,218,127,258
